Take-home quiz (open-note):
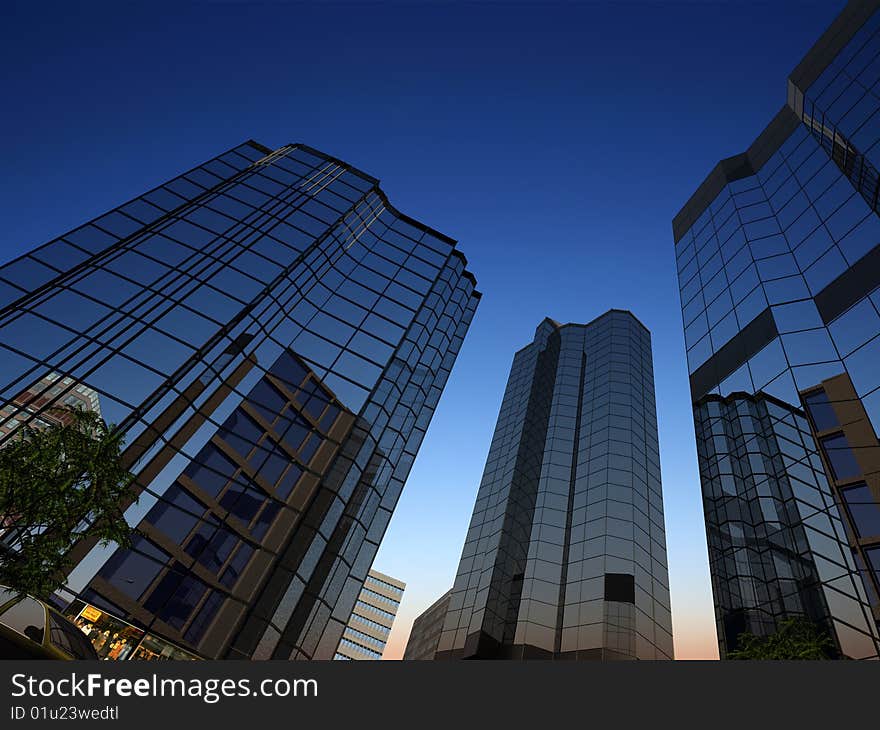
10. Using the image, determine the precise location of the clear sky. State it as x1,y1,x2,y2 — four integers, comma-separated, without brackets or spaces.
1,0,846,660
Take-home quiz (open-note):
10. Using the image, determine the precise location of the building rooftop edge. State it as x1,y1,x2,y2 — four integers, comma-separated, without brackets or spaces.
551,308,651,334
671,0,878,244
789,0,880,91
518,309,651,355
416,589,453,618
1,139,481,315
277,141,480,293
367,568,406,590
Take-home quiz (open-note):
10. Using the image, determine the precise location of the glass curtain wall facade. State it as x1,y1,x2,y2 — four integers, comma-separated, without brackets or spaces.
437,311,673,660
333,569,404,660
673,1,880,658
0,140,479,660
403,588,451,660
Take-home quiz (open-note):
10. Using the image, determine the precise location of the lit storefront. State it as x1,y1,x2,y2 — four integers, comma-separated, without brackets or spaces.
67,601,199,661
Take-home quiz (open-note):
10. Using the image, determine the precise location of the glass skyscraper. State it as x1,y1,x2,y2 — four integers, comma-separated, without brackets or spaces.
436,311,673,660
674,2,880,658
0,140,479,660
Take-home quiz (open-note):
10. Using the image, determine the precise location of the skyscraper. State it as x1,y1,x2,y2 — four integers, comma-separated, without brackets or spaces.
403,588,451,660
0,140,479,660
673,1,880,658
436,311,673,660
334,569,404,660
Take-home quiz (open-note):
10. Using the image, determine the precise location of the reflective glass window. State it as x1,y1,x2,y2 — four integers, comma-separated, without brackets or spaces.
248,380,287,425
196,528,238,573
220,479,265,524
279,408,310,451
299,433,322,464
184,445,235,497
821,433,862,480
866,546,880,587
276,464,303,500
145,485,205,543
144,564,208,630
257,443,289,486
300,379,332,420
268,350,309,390
98,536,170,601
841,483,880,538
218,410,261,458
183,521,218,562
251,501,280,540
184,590,224,644
804,390,839,432
219,544,254,588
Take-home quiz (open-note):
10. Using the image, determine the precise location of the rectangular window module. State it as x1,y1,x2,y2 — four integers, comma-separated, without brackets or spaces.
361,587,400,607
344,627,386,650
803,389,839,432
853,551,880,605
604,573,635,604
841,483,880,538
866,547,880,589
355,600,395,621
338,638,382,659
97,537,170,601
351,614,390,634
821,433,862,481
364,576,404,596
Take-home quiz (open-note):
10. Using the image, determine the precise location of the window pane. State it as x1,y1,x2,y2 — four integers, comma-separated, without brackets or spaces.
276,464,303,499
804,389,839,431
821,433,861,480
841,483,880,538
218,410,261,458
145,485,205,543
219,543,253,588
248,381,287,425
98,537,170,601
220,479,265,524
198,529,238,573
866,547,880,587
184,590,224,644
184,445,236,496
251,502,280,539
268,350,309,390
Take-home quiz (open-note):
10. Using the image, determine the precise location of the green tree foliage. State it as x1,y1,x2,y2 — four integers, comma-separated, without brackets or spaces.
729,617,835,660
0,406,137,599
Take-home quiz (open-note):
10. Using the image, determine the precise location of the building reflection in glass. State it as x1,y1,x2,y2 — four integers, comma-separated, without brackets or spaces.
0,141,479,659
695,391,877,658
674,4,880,656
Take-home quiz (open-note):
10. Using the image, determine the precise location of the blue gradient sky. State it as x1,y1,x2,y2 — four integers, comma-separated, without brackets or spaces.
1,0,844,659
